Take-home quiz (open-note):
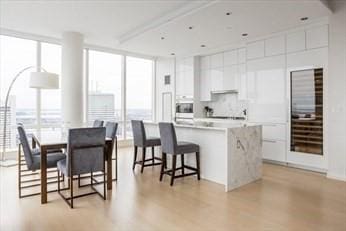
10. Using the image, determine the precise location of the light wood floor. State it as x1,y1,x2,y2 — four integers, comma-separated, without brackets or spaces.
1,147,345,231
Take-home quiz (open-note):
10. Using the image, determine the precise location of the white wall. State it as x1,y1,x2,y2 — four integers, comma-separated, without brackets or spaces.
327,1,346,181
155,58,175,122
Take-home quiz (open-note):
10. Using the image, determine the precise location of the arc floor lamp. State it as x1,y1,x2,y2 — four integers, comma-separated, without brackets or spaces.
0,66,59,167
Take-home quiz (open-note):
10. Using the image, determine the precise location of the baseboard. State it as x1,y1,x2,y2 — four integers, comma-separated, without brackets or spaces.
327,172,346,182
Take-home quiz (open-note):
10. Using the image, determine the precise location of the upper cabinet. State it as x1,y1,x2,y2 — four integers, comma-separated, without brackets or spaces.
176,57,194,97
246,41,265,60
306,25,329,49
265,36,285,56
286,30,306,53
200,56,210,70
224,50,237,66
211,53,223,68
286,25,328,53
247,55,287,123
238,48,246,64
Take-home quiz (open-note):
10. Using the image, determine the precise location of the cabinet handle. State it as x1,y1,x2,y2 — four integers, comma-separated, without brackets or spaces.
263,139,277,143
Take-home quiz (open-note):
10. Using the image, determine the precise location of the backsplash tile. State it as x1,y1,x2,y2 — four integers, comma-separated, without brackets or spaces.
206,94,248,117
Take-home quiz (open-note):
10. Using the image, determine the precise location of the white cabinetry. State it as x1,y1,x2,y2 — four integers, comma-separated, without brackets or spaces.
265,36,285,56
200,69,211,101
223,66,238,91
247,55,286,123
262,140,286,162
176,57,194,97
247,41,265,60
306,25,329,49
286,30,306,53
224,50,237,66
199,48,247,101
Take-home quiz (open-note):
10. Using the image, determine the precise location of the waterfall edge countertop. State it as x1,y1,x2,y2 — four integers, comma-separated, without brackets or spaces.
144,122,262,192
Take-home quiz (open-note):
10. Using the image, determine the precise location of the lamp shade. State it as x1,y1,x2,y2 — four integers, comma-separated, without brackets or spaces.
29,72,59,89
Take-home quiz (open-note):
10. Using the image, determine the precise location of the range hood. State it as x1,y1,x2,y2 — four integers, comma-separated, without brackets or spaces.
211,89,238,94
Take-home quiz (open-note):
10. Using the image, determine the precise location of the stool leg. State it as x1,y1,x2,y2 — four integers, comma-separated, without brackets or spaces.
141,147,146,173
181,155,185,174
170,155,177,186
151,146,155,165
196,152,200,180
160,152,166,181
132,146,138,170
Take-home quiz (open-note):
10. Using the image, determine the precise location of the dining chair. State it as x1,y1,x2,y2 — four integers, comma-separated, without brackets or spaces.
131,120,163,173
158,122,200,186
105,122,118,181
57,127,106,208
79,121,119,186
93,120,104,127
17,124,66,198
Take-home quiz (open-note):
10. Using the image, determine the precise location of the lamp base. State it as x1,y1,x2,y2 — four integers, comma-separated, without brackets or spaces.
0,159,18,167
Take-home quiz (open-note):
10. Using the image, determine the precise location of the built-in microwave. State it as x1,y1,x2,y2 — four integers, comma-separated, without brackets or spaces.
175,99,193,120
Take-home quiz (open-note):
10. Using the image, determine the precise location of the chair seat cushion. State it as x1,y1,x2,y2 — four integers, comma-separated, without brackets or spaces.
31,152,66,171
176,141,199,154
145,137,161,147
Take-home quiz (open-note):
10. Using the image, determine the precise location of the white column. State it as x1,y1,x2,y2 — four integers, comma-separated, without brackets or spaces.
61,32,84,128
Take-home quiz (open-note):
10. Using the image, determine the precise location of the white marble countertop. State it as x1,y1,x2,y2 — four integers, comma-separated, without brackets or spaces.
145,121,252,131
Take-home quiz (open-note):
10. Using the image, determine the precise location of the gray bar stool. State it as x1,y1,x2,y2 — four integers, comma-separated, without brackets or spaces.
158,122,200,186
131,120,163,173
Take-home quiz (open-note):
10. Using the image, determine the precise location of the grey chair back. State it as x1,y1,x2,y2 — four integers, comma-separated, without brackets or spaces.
66,127,106,176
131,120,146,146
158,122,178,154
93,120,104,127
105,122,118,139
17,125,34,169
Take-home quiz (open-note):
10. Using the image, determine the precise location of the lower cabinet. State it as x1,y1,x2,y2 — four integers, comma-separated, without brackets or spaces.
249,122,287,162
262,139,286,162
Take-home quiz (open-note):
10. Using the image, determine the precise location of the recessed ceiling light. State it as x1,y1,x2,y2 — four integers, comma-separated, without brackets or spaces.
300,17,308,21
171,53,175,56
188,26,193,30
161,37,165,40
242,33,248,37
201,45,206,47
226,12,232,16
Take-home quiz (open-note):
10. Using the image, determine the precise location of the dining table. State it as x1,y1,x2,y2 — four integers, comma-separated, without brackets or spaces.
32,132,115,204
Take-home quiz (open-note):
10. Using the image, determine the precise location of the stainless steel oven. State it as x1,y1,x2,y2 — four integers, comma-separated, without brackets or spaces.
175,99,193,121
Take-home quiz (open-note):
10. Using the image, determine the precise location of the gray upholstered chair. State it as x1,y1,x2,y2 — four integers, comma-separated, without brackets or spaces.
57,127,106,208
131,120,163,173
17,124,65,198
158,122,200,186
105,122,118,180
93,120,104,127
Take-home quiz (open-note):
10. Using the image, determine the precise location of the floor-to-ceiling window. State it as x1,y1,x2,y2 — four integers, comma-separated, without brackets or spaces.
1,34,155,152
87,50,123,138
125,56,154,137
0,35,37,150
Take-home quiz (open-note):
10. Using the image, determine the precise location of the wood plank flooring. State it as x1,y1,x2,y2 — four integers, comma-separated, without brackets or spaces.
0,147,345,231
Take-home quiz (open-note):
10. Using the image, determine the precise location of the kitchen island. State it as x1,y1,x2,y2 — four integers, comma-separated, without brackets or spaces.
145,121,262,192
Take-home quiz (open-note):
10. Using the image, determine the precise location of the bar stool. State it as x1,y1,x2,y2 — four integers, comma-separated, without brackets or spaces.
158,122,200,186
131,120,163,173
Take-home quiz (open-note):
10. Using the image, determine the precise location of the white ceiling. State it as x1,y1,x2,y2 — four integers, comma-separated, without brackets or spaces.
0,0,331,58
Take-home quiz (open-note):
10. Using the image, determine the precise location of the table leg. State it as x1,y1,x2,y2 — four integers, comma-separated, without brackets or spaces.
107,143,112,190
40,146,47,204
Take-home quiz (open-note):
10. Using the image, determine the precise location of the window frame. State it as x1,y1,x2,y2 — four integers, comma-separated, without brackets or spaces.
0,33,157,150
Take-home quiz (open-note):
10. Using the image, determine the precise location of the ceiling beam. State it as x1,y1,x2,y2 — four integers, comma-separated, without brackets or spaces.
116,0,218,44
